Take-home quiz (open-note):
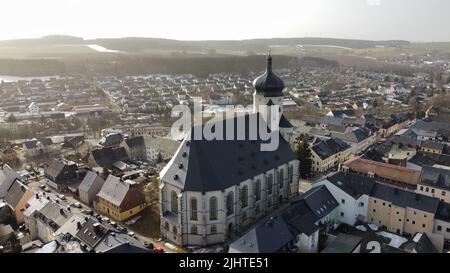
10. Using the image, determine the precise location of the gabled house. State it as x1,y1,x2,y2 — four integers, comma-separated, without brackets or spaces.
310,138,351,173
44,159,79,190
120,136,146,161
315,172,375,225
4,180,35,224
23,138,54,158
96,175,146,221
416,166,450,203
88,147,129,170
78,171,105,206
99,133,123,149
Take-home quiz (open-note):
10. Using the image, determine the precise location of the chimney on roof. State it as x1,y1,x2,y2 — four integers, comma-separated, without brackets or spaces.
59,208,64,215
76,222,82,230
36,193,39,199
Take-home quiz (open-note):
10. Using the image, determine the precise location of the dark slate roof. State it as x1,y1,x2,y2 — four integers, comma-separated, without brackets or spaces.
414,233,438,253
95,232,149,253
91,147,129,168
435,201,450,222
125,136,145,148
103,133,123,147
4,180,28,208
78,171,105,193
370,183,439,214
420,166,450,190
0,165,22,198
311,138,350,160
76,218,108,249
326,172,376,199
409,152,450,168
44,159,78,182
421,141,445,151
279,114,293,128
161,113,297,192
252,55,284,97
283,185,338,236
321,233,362,253
330,109,356,118
228,216,294,253
23,138,53,149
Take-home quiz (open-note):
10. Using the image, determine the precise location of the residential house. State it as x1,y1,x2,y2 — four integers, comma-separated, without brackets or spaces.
99,133,123,148
416,166,450,203
44,159,79,190
310,138,351,173
97,175,146,221
433,202,450,240
23,138,55,158
0,147,18,164
229,185,338,253
143,136,180,163
331,127,377,155
368,183,439,236
88,147,129,170
326,109,356,118
4,180,35,224
343,157,421,190
420,141,445,155
314,172,375,225
78,171,105,206
0,164,23,198
120,136,146,161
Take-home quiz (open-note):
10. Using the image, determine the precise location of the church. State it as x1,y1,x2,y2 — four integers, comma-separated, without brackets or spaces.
159,55,300,247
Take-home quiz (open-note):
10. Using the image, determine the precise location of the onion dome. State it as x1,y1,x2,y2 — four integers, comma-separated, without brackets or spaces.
253,54,285,97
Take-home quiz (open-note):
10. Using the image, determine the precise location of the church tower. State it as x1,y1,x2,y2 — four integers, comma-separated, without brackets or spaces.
253,54,293,142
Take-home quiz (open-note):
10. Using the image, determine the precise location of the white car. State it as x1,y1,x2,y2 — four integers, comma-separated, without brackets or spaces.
74,202,82,208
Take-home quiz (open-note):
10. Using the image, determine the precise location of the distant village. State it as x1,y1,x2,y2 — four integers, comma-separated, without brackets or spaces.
1,56,450,253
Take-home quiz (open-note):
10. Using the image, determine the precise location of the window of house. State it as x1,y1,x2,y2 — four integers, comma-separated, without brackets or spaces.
226,192,234,216
165,222,169,230
255,179,261,201
426,188,429,192
437,225,442,231
173,226,177,234
412,221,416,225
171,191,178,214
341,199,345,204
209,197,218,220
240,185,248,208
406,219,409,222
288,165,294,184
422,224,426,228
382,202,385,206
373,209,376,212
420,186,424,191
446,228,450,233
359,202,364,207
340,212,344,217
398,219,402,222
396,211,399,215
211,225,217,234
374,200,377,203
431,189,435,194
190,197,198,221
442,191,446,196
278,169,284,189
191,225,198,234
267,175,273,195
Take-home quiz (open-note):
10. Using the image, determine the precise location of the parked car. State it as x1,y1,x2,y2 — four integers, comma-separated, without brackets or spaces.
154,247,165,253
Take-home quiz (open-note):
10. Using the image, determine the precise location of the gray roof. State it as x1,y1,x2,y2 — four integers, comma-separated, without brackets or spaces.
95,232,149,253
311,138,350,160
326,172,376,199
23,138,53,149
321,233,362,253
124,136,145,148
161,113,297,192
76,218,108,248
229,216,294,253
435,201,450,222
414,233,438,253
97,175,129,207
4,180,28,208
103,133,123,147
370,183,439,214
420,166,450,190
421,141,445,151
91,147,129,168
144,136,180,155
78,171,105,193
0,165,22,198
34,202,74,231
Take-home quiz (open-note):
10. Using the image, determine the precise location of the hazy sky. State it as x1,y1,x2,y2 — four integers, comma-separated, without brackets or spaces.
1,0,449,42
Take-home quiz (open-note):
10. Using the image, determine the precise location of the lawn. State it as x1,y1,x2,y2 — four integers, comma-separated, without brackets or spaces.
129,206,161,239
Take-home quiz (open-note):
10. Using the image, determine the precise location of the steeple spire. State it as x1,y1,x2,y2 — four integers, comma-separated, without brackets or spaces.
266,50,272,72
